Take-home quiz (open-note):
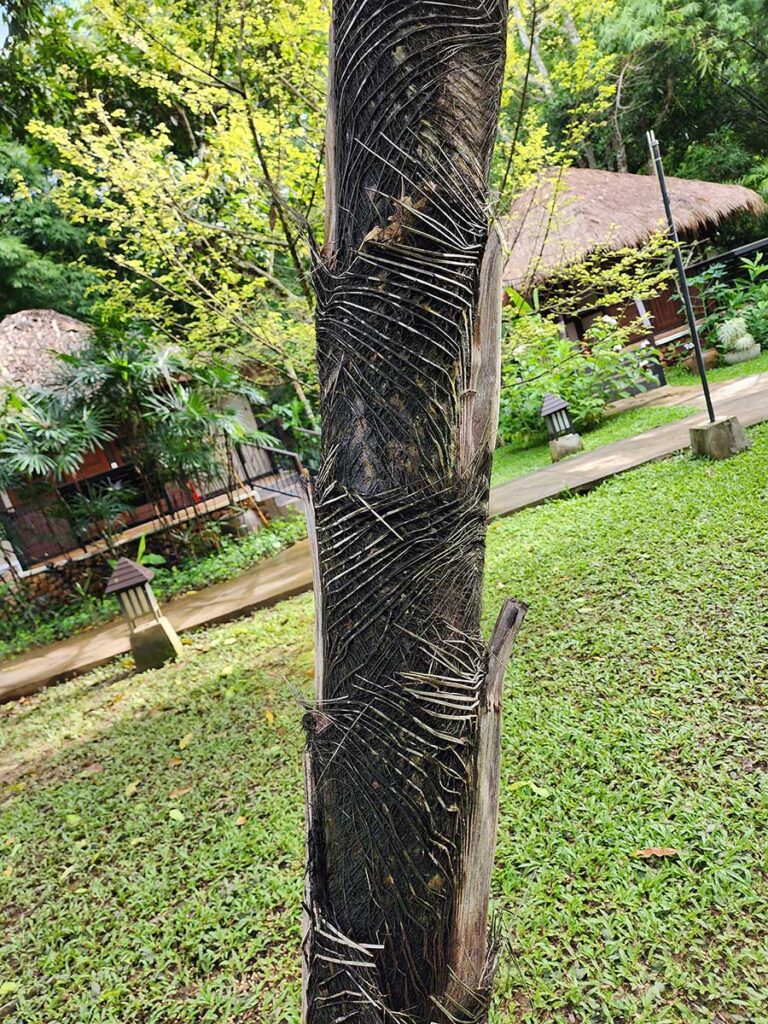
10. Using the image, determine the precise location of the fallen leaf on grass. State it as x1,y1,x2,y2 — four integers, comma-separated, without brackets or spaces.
2,865,13,878
632,847,680,859
169,809,184,822
509,779,550,798
167,757,183,767
169,785,193,799
235,816,247,826
264,709,275,726
81,762,103,775
178,733,193,750
124,780,140,798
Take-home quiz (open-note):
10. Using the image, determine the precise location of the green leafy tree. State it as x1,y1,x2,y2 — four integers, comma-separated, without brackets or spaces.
0,388,112,484
0,141,98,317
51,333,274,507
21,0,326,418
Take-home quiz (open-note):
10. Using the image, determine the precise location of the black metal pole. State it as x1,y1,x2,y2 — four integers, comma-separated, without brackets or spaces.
647,129,716,423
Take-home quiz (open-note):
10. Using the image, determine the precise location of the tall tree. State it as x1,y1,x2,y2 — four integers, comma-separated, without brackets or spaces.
302,3,525,1022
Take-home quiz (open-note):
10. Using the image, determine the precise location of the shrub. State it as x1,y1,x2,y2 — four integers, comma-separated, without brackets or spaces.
690,254,768,352
497,313,655,445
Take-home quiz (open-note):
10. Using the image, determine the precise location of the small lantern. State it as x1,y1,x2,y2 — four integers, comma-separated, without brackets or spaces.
105,557,182,670
540,393,573,440
105,558,161,627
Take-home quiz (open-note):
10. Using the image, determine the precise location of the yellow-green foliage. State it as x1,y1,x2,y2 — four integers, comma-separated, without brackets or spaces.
30,0,327,402
494,0,619,199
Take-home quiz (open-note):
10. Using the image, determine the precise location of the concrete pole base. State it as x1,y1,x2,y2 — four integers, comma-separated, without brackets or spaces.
549,433,583,462
130,616,184,672
689,416,750,460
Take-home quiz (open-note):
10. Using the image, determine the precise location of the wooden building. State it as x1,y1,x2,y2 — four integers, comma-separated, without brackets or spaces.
502,167,766,356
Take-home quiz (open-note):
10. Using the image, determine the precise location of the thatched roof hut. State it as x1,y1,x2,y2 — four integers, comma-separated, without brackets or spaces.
503,167,765,294
0,309,92,391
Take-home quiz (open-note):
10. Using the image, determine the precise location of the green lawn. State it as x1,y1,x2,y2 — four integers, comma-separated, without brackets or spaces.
665,348,768,387
3,426,768,1022
491,403,699,487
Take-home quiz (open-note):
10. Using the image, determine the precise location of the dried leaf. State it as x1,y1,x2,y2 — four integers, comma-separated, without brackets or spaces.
169,785,193,799
2,864,13,878
264,709,275,726
632,847,679,859
235,815,247,826
178,733,193,750
167,757,183,767
509,779,550,798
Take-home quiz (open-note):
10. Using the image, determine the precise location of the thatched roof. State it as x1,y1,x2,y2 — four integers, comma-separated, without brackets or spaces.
0,309,92,391
503,167,765,293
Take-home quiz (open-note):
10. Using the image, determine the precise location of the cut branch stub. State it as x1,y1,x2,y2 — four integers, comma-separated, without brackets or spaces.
441,599,528,1017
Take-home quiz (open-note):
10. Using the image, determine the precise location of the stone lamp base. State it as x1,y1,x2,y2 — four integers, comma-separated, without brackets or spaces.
689,416,750,461
549,432,583,462
130,616,184,672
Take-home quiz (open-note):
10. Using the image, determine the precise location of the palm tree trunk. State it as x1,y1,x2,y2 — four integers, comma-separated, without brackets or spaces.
303,4,523,1021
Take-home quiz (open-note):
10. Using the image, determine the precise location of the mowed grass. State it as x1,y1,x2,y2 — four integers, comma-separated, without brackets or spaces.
665,348,768,387
491,403,699,487
3,425,768,1023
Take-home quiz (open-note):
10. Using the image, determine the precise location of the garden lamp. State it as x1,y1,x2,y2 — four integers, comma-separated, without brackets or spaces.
540,393,573,440
105,558,161,626
105,557,182,670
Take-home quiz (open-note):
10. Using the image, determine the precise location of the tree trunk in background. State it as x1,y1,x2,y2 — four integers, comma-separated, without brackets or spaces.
303,4,523,1022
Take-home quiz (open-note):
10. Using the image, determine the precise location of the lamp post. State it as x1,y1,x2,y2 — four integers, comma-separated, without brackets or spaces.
647,130,750,460
646,129,715,423
105,557,183,671
541,393,583,462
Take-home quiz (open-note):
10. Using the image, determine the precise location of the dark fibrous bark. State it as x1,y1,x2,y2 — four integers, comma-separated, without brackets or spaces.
303,4,521,1022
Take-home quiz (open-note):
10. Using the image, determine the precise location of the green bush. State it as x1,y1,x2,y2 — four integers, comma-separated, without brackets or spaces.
690,253,768,351
497,313,655,445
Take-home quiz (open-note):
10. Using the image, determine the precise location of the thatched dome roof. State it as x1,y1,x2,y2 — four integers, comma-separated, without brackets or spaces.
0,309,92,391
503,167,765,294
